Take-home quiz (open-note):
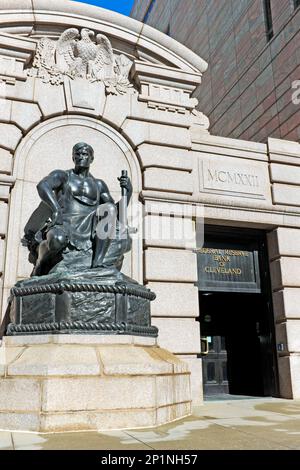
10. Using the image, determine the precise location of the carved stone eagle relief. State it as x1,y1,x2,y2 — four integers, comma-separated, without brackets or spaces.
28,28,133,95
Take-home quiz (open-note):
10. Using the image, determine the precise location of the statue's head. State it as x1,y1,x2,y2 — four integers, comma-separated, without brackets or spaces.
72,142,94,169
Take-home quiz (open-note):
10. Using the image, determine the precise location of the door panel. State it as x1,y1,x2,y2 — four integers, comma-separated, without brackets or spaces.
202,335,229,396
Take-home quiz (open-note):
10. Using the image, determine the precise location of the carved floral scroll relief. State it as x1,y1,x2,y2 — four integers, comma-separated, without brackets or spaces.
27,28,133,95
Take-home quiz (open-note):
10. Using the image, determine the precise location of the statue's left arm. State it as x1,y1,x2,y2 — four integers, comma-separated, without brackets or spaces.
97,179,115,205
97,176,132,206
118,172,132,205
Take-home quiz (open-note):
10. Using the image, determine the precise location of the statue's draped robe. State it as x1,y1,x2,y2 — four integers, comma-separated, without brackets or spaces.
56,169,98,251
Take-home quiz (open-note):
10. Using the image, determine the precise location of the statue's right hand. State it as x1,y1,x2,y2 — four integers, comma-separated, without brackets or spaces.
51,210,63,226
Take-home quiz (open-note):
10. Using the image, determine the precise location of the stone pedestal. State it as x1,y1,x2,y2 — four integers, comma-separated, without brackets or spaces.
7,274,157,337
0,335,191,432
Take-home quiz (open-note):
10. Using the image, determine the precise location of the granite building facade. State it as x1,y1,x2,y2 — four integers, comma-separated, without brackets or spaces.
131,0,300,143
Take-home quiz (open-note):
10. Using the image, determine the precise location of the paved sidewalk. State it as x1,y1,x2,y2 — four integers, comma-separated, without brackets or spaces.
1,398,300,450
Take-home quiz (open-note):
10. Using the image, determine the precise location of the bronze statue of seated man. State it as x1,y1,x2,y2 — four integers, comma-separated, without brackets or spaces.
3,141,157,338
24,142,132,276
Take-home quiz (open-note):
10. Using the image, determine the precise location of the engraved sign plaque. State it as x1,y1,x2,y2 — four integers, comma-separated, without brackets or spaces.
199,157,270,200
196,240,261,293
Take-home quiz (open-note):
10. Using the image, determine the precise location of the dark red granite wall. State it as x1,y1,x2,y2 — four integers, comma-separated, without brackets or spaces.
131,0,300,143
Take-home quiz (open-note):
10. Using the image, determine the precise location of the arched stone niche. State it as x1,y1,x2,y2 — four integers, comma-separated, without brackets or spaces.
3,116,143,313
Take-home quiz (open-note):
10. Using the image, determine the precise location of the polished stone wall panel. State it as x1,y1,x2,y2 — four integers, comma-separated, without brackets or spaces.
131,0,300,143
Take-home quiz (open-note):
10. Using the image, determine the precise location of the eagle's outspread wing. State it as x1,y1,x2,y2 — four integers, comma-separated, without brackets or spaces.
91,34,114,81
56,28,80,74
96,34,114,65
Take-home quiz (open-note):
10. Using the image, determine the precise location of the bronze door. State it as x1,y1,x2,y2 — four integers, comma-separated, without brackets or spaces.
202,335,229,396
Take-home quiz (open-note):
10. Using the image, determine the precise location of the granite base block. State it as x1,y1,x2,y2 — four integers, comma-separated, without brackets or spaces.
0,335,191,432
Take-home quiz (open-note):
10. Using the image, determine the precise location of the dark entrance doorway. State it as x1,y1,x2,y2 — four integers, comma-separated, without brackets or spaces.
197,227,278,398
200,292,275,397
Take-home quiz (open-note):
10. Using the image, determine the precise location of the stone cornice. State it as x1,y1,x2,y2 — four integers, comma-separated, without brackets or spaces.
131,61,202,90
0,33,36,60
0,32,36,83
0,0,208,74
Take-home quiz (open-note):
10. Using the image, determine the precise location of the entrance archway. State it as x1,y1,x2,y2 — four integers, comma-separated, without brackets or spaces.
2,116,143,316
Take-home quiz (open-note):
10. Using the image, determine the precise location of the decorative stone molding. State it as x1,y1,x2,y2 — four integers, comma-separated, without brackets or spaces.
0,0,208,73
131,61,202,115
28,27,133,95
268,138,300,164
0,2,208,124
0,33,35,84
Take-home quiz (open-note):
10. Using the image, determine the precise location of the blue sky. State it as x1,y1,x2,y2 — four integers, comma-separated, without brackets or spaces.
74,0,135,16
